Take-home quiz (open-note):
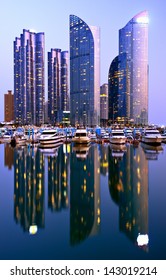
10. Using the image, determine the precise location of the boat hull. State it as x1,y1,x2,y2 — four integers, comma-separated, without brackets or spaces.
110,137,126,144
110,129,127,145
141,136,162,145
39,136,63,148
0,137,11,143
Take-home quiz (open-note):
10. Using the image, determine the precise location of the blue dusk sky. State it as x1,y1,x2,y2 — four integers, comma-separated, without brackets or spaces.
0,0,165,125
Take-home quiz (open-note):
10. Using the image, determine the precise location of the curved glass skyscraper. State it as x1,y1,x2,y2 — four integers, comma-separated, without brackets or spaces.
70,15,100,127
119,11,149,125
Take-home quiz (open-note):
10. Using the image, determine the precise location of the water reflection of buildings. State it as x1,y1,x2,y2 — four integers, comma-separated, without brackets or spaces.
4,144,14,170
14,145,45,233
109,145,149,250
70,144,100,245
98,144,109,176
48,144,70,211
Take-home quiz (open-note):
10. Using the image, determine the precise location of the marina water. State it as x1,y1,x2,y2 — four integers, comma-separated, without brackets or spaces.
0,142,166,260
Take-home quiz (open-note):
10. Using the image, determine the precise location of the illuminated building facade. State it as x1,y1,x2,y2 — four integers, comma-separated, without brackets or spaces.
61,51,69,113
119,11,149,125
108,53,130,124
100,83,108,126
48,49,69,125
14,29,45,125
70,15,100,127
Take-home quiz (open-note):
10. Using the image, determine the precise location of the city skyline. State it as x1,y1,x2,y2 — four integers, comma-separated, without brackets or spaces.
0,0,165,125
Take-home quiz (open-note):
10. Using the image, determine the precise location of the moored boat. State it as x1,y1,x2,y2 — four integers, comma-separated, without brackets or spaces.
38,129,63,148
72,128,91,145
110,129,127,144
0,131,12,143
89,131,97,142
141,128,162,145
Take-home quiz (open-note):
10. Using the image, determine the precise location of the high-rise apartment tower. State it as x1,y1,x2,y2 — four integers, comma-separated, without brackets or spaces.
70,15,100,127
4,90,14,122
48,49,69,125
14,29,45,125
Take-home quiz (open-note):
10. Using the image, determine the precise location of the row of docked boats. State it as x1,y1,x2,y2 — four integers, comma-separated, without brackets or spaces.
0,126,166,148
65,126,166,146
141,128,165,145
110,127,166,146
0,127,64,148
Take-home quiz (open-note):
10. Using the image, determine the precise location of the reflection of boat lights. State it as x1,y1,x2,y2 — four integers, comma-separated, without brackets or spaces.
63,143,70,154
29,225,38,235
137,233,149,246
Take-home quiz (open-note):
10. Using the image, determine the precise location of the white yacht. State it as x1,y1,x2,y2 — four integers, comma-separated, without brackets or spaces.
38,129,63,148
89,131,97,142
110,129,127,144
72,128,91,145
101,131,110,142
141,128,162,145
0,131,12,143
124,128,133,137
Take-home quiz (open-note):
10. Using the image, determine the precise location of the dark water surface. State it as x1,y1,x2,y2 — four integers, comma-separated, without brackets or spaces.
0,141,166,260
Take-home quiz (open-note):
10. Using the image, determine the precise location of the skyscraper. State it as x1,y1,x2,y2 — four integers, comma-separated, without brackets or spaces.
119,11,149,125
100,83,108,126
48,49,69,125
70,15,100,127
4,90,14,122
108,53,130,124
14,29,45,125
61,51,69,113
48,49,61,125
